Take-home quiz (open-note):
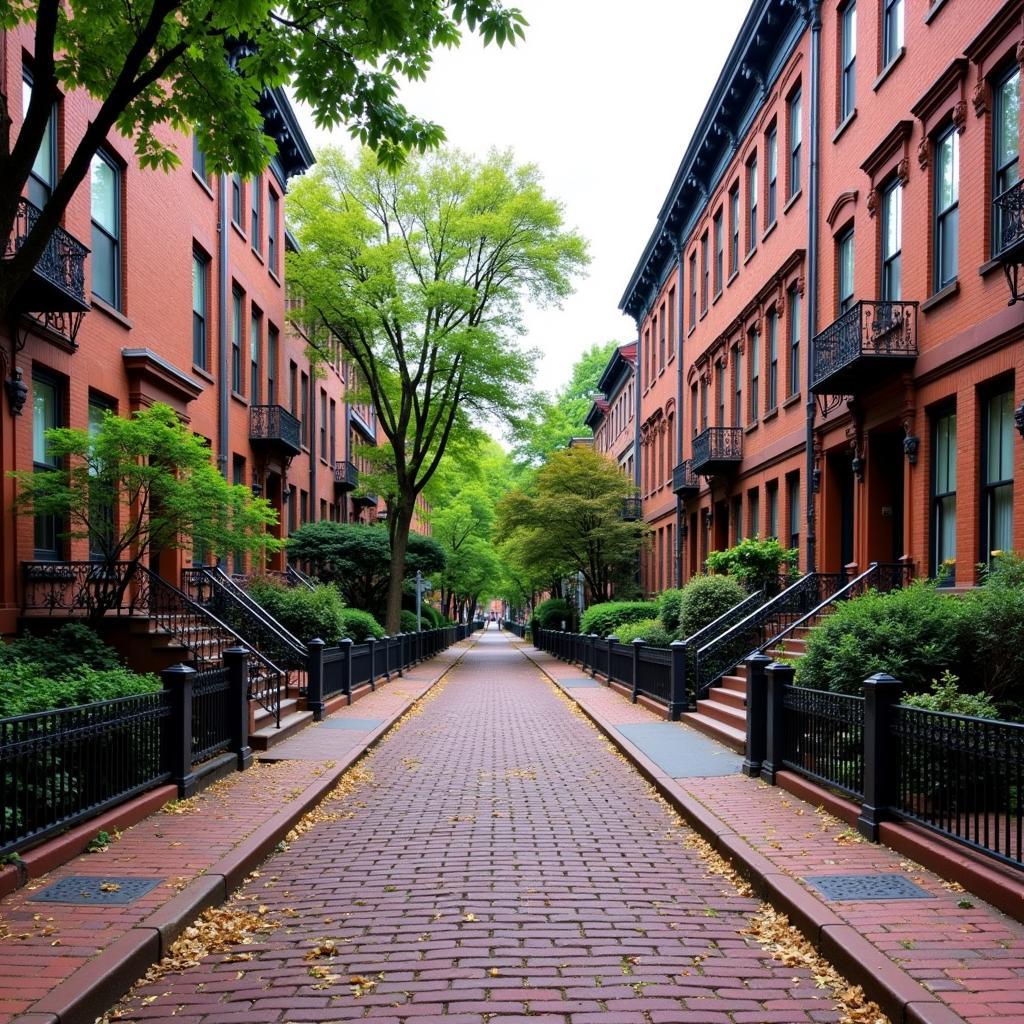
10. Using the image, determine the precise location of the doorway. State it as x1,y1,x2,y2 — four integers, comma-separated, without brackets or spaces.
866,430,905,564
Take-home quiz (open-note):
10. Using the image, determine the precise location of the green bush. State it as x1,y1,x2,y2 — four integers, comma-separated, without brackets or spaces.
531,598,575,633
248,579,347,644
795,581,964,696
613,618,673,647
0,622,122,677
418,604,444,629
705,537,798,593
902,672,999,719
0,664,160,717
579,601,658,638
338,608,385,642
978,550,1024,589
656,589,685,635
959,579,1024,708
400,610,419,633
678,575,748,638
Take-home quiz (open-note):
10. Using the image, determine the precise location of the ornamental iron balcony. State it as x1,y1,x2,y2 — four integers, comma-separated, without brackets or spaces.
672,459,700,497
352,492,379,508
620,496,643,521
811,299,918,396
334,460,358,492
993,178,1024,303
691,427,742,476
249,404,301,457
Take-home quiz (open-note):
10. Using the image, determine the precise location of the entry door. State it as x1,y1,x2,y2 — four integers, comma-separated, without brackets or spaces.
840,465,854,568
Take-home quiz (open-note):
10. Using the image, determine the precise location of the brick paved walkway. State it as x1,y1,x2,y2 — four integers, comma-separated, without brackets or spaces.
105,629,850,1024
532,645,1024,1024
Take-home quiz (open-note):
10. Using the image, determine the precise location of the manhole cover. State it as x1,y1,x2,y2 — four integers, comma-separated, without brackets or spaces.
29,876,163,905
804,873,932,901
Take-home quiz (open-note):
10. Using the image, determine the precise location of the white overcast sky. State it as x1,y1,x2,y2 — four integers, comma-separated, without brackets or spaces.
292,0,752,401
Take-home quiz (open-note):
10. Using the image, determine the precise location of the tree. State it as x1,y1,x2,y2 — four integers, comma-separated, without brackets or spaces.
496,446,646,601
11,403,281,618
0,0,526,320
285,521,445,622
288,146,588,632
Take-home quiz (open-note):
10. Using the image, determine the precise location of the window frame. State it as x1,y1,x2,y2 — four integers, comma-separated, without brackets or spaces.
930,405,957,581
749,325,760,423
882,0,904,70
766,125,778,225
32,370,65,560
231,174,243,227
788,88,802,199
700,232,709,314
992,65,1020,255
837,227,855,313
267,325,278,405
688,251,698,330
249,306,262,403
840,2,857,121
933,124,959,291
22,71,57,210
980,386,1015,566
732,342,742,427
231,286,244,396
250,177,262,253
881,179,902,301
192,249,209,370
788,286,801,397
766,308,779,412
746,154,758,253
713,209,724,295
729,185,740,276
90,149,122,309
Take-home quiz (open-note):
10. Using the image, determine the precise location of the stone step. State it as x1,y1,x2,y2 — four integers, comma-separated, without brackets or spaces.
695,695,746,730
680,711,746,754
721,674,746,694
711,685,746,711
250,708,314,751
253,696,300,730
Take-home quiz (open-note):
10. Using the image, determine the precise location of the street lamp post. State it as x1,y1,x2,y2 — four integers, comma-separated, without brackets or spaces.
415,570,432,632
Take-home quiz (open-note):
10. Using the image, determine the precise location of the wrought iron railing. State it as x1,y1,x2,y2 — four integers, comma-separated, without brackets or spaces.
811,300,919,393
191,667,233,764
5,196,89,310
782,685,865,798
286,563,316,590
672,460,700,495
334,460,358,490
620,496,643,521
249,404,301,453
993,177,1024,257
691,427,742,474
636,646,672,703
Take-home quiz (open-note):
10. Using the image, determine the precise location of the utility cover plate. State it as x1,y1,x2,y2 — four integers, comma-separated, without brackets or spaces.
560,677,601,688
319,718,384,731
804,873,932,901
30,876,163,905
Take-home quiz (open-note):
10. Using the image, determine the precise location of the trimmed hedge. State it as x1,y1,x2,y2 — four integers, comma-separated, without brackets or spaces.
613,618,672,647
248,578,347,644
579,601,658,638
678,575,747,638
338,608,386,642
531,598,575,633
656,589,685,635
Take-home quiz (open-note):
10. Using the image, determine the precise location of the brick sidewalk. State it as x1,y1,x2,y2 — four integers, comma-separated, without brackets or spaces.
104,629,865,1024
0,642,470,1024
531,647,1024,1024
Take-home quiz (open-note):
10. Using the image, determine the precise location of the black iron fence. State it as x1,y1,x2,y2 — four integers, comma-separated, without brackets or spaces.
746,660,1024,871
503,621,527,639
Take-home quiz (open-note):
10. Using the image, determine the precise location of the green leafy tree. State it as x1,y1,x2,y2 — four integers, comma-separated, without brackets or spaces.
496,446,645,601
288,146,588,632
1,0,526,320
11,403,281,618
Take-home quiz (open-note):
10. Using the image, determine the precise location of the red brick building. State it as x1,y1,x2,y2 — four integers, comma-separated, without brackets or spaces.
0,26,401,636
620,0,1024,594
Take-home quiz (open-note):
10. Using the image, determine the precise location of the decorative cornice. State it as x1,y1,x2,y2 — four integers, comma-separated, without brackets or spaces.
860,120,914,181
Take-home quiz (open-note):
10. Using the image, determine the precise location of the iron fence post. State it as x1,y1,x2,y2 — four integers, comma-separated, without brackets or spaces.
225,647,252,771
631,638,644,703
857,672,903,842
396,634,404,677
761,661,794,785
306,639,326,722
381,636,391,681
668,640,688,721
341,637,354,705
164,663,197,798
606,636,617,683
367,637,377,691
742,653,772,777
589,634,599,677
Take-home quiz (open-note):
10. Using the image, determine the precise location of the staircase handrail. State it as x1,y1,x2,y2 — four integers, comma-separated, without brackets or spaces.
681,588,766,651
286,564,316,591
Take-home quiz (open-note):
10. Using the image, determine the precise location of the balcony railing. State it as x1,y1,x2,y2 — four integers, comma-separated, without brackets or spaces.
4,197,89,317
672,460,699,497
620,496,643,521
691,427,742,476
334,460,358,492
811,299,918,396
352,492,379,508
249,404,301,456
994,178,1024,260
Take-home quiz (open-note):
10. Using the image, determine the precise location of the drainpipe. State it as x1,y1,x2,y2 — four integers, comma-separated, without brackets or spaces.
634,316,642,592
804,0,822,573
217,174,229,480
308,378,316,519
675,242,685,587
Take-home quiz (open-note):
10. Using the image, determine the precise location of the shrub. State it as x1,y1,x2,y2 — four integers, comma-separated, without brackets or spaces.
0,622,122,677
531,598,575,633
795,581,964,696
613,618,673,647
0,664,160,717
902,672,999,719
959,580,1024,708
338,608,385,642
579,601,658,638
400,610,419,633
978,550,1024,589
656,589,685,635
248,579,346,644
704,537,798,593
678,575,748,638
418,604,444,629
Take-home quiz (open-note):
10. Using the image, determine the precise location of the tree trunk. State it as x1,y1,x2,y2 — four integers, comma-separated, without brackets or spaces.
384,499,415,635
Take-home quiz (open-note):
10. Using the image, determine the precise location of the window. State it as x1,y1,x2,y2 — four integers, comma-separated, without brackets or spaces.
788,90,802,198
982,388,1014,563
320,390,328,461
688,252,697,329
22,73,56,209
933,126,959,291
766,126,778,224
700,377,708,432
713,210,724,294
932,408,956,579
644,327,652,387
749,326,760,422
289,362,298,416
330,399,337,465
90,151,120,308
788,286,801,396
700,232,709,313
691,383,698,438
268,191,279,273
716,360,725,427
667,287,676,361
748,489,760,538
267,326,278,404
993,67,1020,252
659,304,666,370
787,473,800,550
231,174,242,226
747,155,758,252
192,251,208,369
840,2,857,121
767,480,779,539
732,496,743,544
883,0,903,68
729,186,740,276
837,229,855,313
231,288,243,394
192,135,207,181
300,371,309,447
287,486,296,533
732,344,743,426
767,309,778,412
33,372,63,559
251,178,261,252
881,180,902,300
250,307,261,402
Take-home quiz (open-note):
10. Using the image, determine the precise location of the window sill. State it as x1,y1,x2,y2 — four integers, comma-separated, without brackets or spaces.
763,406,779,423
192,171,214,199
687,325,696,338
744,246,757,266
873,48,905,92
832,110,857,144
762,220,777,244
744,420,759,435
712,288,723,306
783,189,803,215
230,391,248,407
783,392,802,409
700,309,708,322
251,247,264,264
978,255,1005,278
268,267,281,287
921,278,959,312
192,364,215,384
727,269,739,288
230,221,247,244
924,0,947,24
91,296,132,330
